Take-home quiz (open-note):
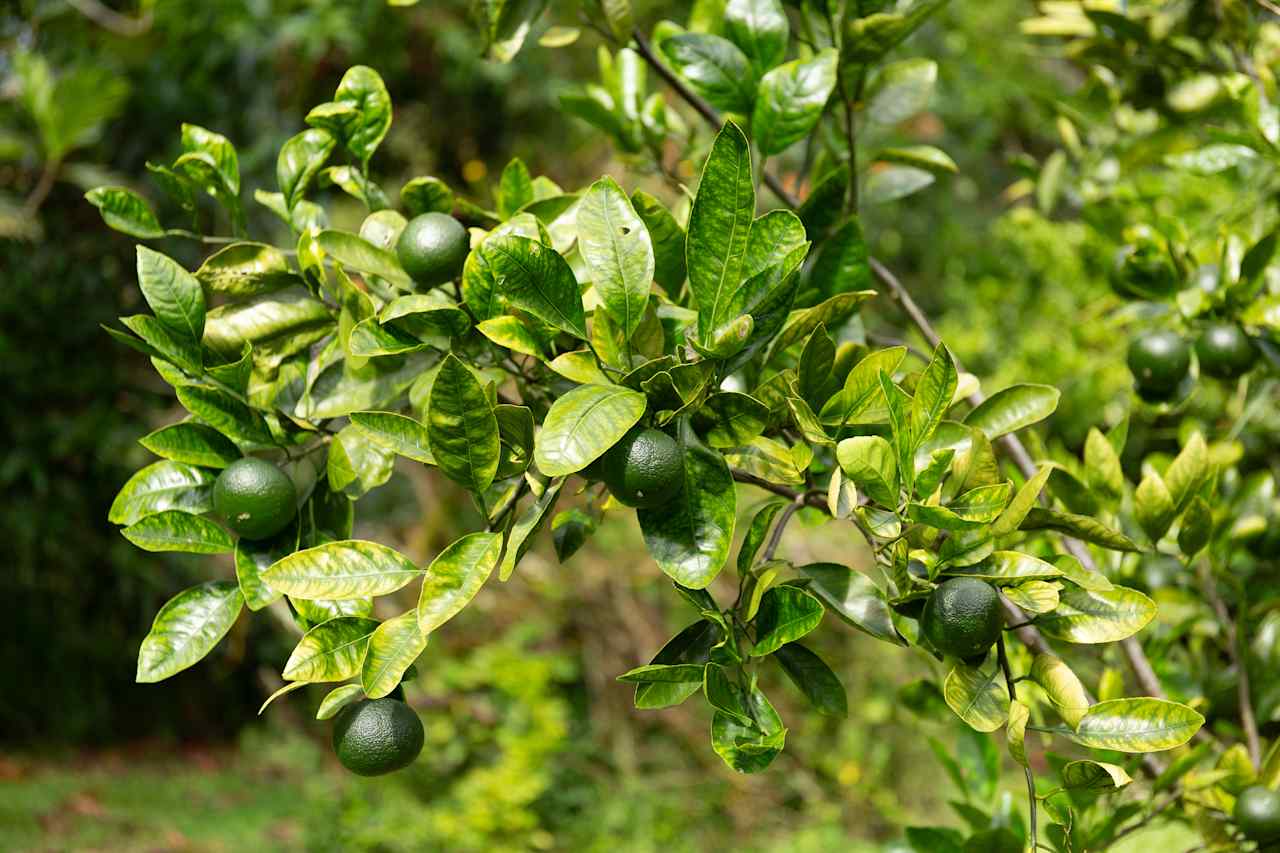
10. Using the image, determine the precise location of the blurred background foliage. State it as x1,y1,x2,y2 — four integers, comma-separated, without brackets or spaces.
0,0,1208,849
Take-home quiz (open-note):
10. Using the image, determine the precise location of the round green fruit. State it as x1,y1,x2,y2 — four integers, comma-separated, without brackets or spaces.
1235,785,1280,844
332,698,424,777
396,212,469,288
921,577,1003,659
1195,322,1256,380
1110,241,1179,300
213,457,297,540
600,427,684,509
1127,330,1190,400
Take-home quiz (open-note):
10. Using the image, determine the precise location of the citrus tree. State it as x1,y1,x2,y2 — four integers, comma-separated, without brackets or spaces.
86,0,1280,849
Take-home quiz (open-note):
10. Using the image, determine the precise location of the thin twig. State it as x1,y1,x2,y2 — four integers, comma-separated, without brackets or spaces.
1200,560,1261,767
731,469,826,509
997,635,1037,852
762,495,804,563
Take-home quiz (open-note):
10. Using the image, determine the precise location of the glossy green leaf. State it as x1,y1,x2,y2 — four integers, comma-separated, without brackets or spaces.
121,510,234,554
497,157,533,219
417,532,503,634
180,123,239,195
637,419,736,589
283,616,379,682
136,246,205,344
1007,700,1030,767
910,343,958,450
465,234,587,337
533,383,646,476
1165,433,1209,514
108,460,216,525
875,145,958,174
350,411,435,465
499,479,564,581
578,176,654,339
836,435,897,506
618,663,706,683
1061,760,1132,790
943,654,1009,732
1065,699,1204,753
1178,496,1212,557
660,34,756,115
136,581,243,683
990,464,1051,537
947,483,1012,524
316,229,413,289
195,242,299,298
704,391,771,448
201,286,331,360
85,187,165,238
842,1,950,63
234,527,294,611
862,166,934,204
277,128,334,210
752,49,838,156
798,562,903,645
1084,428,1125,501
820,346,906,426
768,290,876,367
316,684,365,720
865,58,937,125
1002,580,1060,614
347,317,430,357
428,354,500,493
298,351,434,421
1036,586,1156,644
1019,507,1140,552
687,122,755,343
635,620,719,709
119,314,201,373
630,189,686,295
327,424,395,499
1135,472,1177,543
945,551,1061,582
704,663,752,725
752,585,824,656
806,218,871,307
725,0,788,72
964,384,1060,439
262,540,421,600
774,642,847,717
401,175,454,216
175,386,274,446
322,66,391,165
362,610,429,698
711,683,787,774
1050,554,1112,593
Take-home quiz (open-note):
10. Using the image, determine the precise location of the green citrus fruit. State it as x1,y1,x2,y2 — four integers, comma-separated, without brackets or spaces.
921,577,1003,659
1110,241,1179,300
396,212,469,288
1235,785,1280,843
1127,329,1190,400
213,457,297,540
1195,322,1257,379
332,698,424,777
600,427,684,509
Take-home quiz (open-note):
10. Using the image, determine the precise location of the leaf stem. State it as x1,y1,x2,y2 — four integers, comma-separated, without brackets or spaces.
997,634,1037,852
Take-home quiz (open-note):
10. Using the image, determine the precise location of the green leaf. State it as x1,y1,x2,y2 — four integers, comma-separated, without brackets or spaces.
1008,700,1030,767
350,411,435,465
865,58,937,125
836,435,897,506
465,234,587,337
797,562,903,645
323,66,391,166
618,663,706,683
1165,433,1209,514
945,551,1061,582
121,510,234,553
774,642,847,717
1030,653,1091,729
316,684,365,720
806,217,871,307
138,423,240,469
661,34,756,115
875,145,958,174
136,246,205,344
1036,585,1156,644
637,419,736,589
964,384,1060,439
262,540,421,600
234,528,293,611
119,314,201,373
711,683,787,773
327,424,396,499
283,616,380,682
175,386,274,447
195,242,299,298
704,663,752,725
944,653,1010,732
496,157,534,218
635,620,719,709
1065,699,1204,753
417,532,503,634
687,122,755,343
401,176,455,216
862,166,934,204
533,383,646,476
947,482,1013,523
316,229,413,289
85,187,164,238
1084,428,1125,501
704,392,771,449
630,190,686,295
767,290,876,365
362,610,429,698
1178,496,1212,558
991,465,1051,537
181,123,240,195
108,460,215,525
1019,507,1141,552
1060,760,1132,790
752,49,838,156
842,1,951,63
1003,580,1060,614
428,354,501,493
201,287,331,361
136,581,243,683
820,346,906,426
910,344,958,450
725,0,788,73
499,479,564,581
347,317,430,358
1135,472,1177,543
752,585,824,656
1051,554,1112,593
578,176,654,339
277,128,335,210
